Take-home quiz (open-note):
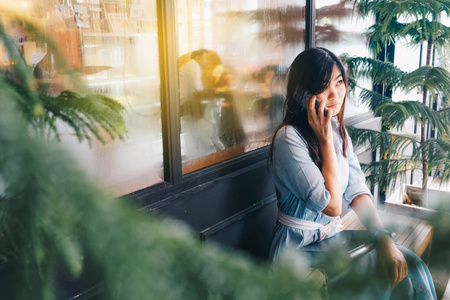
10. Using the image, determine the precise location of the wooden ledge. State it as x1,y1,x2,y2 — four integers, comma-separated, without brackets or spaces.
341,210,434,257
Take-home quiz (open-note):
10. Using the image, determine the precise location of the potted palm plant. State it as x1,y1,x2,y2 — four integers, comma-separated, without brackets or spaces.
342,0,450,213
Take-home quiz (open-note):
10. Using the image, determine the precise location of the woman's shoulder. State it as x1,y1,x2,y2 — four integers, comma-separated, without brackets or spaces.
275,125,299,140
274,125,308,149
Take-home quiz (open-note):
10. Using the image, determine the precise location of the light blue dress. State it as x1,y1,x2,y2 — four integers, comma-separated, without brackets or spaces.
269,119,436,299
270,119,371,258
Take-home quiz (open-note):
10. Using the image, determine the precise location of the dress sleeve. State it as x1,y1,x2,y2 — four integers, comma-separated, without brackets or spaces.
343,134,373,208
273,127,331,212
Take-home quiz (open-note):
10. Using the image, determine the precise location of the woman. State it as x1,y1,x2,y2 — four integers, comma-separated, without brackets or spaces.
269,47,436,299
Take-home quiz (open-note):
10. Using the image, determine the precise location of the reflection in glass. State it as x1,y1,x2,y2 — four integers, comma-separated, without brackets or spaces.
315,0,374,118
177,0,306,173
4,0,163,196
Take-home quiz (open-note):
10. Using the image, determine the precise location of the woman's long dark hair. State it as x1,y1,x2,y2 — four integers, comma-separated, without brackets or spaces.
269,47,348,169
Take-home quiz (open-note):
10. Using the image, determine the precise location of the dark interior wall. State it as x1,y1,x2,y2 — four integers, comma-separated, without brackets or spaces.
156,160,274,232
141,158,277,260
200,197,278,260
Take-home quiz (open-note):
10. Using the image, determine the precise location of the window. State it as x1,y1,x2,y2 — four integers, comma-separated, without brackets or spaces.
7,0,163,196
176,0,306,174
4,0,325,197
315,0,373,118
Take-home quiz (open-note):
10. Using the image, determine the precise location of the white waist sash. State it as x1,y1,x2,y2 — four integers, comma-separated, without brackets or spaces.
277,211,343,241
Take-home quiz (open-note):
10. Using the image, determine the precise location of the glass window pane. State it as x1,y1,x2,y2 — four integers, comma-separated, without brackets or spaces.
5,0,163,196
177,0,306,174
315,0,374,118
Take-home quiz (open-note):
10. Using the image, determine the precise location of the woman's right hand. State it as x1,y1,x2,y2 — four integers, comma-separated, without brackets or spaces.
306,95,333,144
378,236,408,288
307,95,342,217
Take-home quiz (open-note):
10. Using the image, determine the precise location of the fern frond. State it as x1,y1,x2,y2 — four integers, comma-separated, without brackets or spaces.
414,137,450,184
358,87,393,111
412,137,450,165
347,126,419,156
361,158,414,192
355,0,447,22
341,54,405,88
355,1,450,54
400,18,450,46
429,159,450,186
402,66,450,100
365,20,404,54
376,101,450,134
365,18,450,53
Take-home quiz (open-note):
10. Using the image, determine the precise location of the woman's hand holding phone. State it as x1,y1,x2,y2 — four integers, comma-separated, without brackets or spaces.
306,95,333,145
306,94,342,216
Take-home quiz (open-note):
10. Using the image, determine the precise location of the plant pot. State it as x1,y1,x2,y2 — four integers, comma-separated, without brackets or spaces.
385,184,450,219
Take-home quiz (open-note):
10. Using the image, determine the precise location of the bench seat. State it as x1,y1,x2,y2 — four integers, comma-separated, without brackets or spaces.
341,210,434,258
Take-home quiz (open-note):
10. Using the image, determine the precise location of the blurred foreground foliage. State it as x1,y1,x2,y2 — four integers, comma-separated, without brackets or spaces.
0,96,326,299
0,5,449,300
1,76,450,299
0,10,126,146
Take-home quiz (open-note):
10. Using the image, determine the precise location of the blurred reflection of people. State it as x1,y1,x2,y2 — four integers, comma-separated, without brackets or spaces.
210,63,245,148
179,49,209,107
254,65,288,131
179,49,225,161
200,50,223,91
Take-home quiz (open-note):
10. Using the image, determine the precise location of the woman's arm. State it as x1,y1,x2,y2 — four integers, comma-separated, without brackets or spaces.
351,194,408,287
319,138,342,216
307,96,342,217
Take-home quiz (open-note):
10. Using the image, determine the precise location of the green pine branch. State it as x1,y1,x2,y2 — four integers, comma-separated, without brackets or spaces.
0,22,36,93
43,91,127,145
348,127,450,191
347,125,425,192
0,11,127,146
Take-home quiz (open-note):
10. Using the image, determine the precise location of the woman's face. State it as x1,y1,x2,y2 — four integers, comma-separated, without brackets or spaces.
315,65,346,117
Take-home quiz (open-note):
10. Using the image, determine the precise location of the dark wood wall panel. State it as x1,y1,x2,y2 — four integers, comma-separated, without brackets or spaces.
200,196,278,260
155,160,275,233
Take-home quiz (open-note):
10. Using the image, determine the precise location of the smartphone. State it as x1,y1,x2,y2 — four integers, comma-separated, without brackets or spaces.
299,91,328,117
